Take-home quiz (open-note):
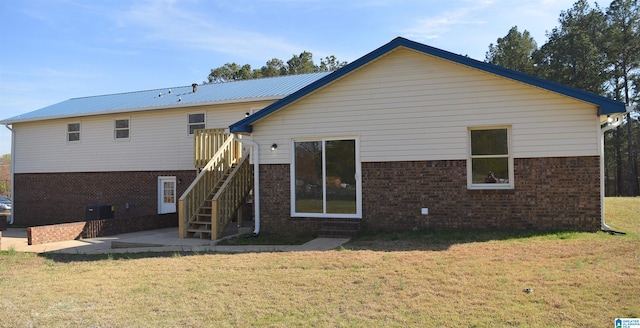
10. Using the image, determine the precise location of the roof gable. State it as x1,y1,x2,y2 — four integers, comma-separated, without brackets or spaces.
230,37,626,133
1,72,330,124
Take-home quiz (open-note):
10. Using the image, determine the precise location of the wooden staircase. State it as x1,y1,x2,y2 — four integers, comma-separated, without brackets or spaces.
179,132,253,240
185,165,233,239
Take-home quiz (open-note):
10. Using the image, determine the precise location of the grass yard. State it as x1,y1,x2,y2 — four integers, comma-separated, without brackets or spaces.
1,197,638,327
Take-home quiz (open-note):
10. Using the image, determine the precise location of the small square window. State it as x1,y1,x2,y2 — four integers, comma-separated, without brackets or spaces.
468,127,513,189
67,123,80,142
115,119,130,140
188,113,205,135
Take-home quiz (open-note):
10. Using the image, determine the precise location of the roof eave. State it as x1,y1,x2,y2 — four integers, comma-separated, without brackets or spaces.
1,95,284,125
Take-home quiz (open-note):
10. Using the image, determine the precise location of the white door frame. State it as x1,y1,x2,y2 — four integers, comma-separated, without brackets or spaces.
158,176,177,214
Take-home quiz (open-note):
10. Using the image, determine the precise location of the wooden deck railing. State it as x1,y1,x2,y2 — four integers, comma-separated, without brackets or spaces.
194,128,227,169
179,134,239,238
210,154,253,239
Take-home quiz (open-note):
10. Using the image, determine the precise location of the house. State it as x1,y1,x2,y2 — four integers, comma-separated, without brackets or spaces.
229,37,627,235
1,37,628,240
0,72,329,232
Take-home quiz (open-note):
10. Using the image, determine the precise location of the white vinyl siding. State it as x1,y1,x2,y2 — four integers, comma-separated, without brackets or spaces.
252,48,601,164
13,101,272,173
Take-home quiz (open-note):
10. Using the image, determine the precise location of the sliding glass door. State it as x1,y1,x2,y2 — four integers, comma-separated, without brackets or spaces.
292,138,360,218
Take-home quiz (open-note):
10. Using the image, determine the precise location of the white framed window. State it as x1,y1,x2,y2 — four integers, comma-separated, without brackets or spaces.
114,118,130,140
468,126,514,189
291,137,361,218
187,113,205,135
67,122,80,142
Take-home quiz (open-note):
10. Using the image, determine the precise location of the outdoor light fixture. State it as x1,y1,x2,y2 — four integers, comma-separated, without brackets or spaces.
607,115,614,123
271,143,277,151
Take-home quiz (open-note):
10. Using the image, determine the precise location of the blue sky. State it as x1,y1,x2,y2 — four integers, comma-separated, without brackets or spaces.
0,0,591,155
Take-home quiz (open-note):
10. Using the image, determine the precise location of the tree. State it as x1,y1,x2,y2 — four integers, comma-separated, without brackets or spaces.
485,26,537,74
605,0,640,196
0,154,10,197
207,63,254,83
284,51,316,75
532,0,608,94
260,58,286,78
318,55,348,72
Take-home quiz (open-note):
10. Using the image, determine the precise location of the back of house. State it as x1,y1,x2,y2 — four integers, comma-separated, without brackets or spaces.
1,37,627,239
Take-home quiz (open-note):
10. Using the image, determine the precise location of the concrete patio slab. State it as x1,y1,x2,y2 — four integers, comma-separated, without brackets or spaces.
0,227,349,254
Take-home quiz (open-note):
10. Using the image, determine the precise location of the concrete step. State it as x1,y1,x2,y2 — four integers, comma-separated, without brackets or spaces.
318,220,360,238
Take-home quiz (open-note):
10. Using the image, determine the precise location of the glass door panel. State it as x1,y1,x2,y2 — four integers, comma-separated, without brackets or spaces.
325,140,356,214
294,141,323,213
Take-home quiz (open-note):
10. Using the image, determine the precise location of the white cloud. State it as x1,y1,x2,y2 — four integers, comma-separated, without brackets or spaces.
402,2,490,42
112,0,301,59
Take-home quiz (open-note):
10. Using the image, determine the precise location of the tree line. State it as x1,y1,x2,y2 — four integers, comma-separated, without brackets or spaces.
206,53,347,83
486,0,639,196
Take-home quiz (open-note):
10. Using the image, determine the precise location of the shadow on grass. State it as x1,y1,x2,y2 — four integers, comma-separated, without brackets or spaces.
35,249,226,263
30,229,614,263
341,229,612,252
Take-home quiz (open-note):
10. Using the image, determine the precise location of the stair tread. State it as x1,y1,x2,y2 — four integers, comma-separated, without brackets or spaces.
187,228,212,232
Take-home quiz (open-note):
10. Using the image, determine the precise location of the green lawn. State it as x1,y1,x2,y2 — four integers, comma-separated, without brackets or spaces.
0,197,638,327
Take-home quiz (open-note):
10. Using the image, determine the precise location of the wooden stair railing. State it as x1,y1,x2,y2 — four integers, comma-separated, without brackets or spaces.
194,128,227,170
210,154,252,239
179,134,238,239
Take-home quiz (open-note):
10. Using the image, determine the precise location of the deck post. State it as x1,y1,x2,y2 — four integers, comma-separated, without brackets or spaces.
178,199,186,238
211,199,218,240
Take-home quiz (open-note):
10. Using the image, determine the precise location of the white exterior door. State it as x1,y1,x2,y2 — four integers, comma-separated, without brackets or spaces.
158,176,177,214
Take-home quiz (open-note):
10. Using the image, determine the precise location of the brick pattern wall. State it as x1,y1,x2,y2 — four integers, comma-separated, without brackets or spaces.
258,156,601,235
13,170,195,227
27,213,177,245
259,164,325,235
0,215,7,231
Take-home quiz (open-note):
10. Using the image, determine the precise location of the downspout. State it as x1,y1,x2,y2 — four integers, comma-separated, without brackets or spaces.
600,115,623,231
234,137,260,235
4,124,14,225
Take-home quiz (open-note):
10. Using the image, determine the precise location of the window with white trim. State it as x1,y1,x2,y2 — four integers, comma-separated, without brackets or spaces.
468,127,513,189
187,113,205,135
67,123,80,142
114,118,130,140
292,138,361,218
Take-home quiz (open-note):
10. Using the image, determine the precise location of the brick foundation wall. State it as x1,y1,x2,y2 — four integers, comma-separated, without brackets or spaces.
13,170,195,227
258,156,601,235
0,215,7,231
27,213,177,245
259,164,325,235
